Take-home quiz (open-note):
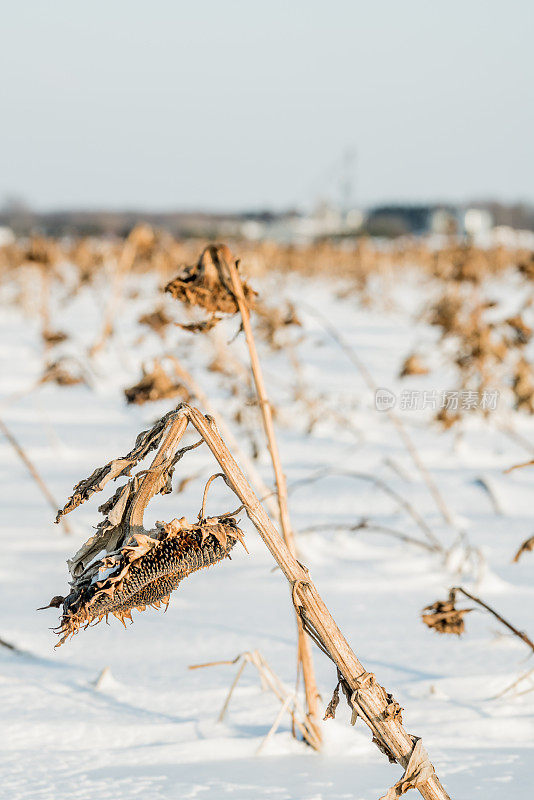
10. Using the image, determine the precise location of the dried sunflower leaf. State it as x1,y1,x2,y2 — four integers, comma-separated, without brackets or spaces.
56,410,178,521
513,535,534,562
323,682,340,721
422,598,472,636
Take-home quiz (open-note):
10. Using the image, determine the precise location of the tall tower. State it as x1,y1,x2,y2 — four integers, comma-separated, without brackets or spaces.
340,147,356,219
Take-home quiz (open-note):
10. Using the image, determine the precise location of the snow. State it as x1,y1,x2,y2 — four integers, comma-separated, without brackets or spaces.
1,265,533,799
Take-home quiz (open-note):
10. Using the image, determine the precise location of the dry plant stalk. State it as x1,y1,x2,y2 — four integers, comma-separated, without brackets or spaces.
505,456,534,473
189,649,320,752
288,467,442,552
298,520,438,554
89,225,149,356
0,417,71,534
221,248,321,747
45,405,451,799
166,244,321,747
0,635,18,652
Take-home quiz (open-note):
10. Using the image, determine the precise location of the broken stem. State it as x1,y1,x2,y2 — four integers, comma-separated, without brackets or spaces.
451,586,534,653
199,473,227,521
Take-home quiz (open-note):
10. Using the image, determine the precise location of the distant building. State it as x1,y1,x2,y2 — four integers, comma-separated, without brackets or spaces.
364,204,494,239
364,205,460,237
0,226,15,246
243,203,364,244
463,208,493,237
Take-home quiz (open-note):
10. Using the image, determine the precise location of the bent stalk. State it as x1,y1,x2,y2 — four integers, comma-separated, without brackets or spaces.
182,404,451,800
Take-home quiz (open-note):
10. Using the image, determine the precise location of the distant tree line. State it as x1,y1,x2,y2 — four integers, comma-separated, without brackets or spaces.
1,196,533,239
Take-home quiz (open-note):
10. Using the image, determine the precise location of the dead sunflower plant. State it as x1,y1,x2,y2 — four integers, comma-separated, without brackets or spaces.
165,245,321,747
42,404,452,800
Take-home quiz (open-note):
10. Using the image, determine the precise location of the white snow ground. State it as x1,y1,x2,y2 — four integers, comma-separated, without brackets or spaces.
1,266,533,799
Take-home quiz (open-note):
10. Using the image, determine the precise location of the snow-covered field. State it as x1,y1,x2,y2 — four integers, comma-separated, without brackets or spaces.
1,265,533,799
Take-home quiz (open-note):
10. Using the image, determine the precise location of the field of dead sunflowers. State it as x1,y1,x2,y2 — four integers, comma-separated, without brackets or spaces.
1,228,534,800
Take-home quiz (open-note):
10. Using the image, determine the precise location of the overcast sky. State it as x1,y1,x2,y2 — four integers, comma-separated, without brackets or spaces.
1,1,532,211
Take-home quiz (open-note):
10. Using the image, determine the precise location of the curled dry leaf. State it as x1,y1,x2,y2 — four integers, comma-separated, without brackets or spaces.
37,595,65,610
505,315,532,346
379,738,434,800
138,306,172,336
176,316,222,333
512,357,534,413
165,244,255,317
421,598,472,636
513,535,534,563
39,358,85,387
23,236,59,266
384,692,403,723
435,407,461,430
255,300,301,350
124,361,191,405
42,329,69,346
323,681,341,721
399,354,429,378
56,409,179,521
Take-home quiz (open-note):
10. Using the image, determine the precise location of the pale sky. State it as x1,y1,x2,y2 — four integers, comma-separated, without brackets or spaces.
1,1,532,211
